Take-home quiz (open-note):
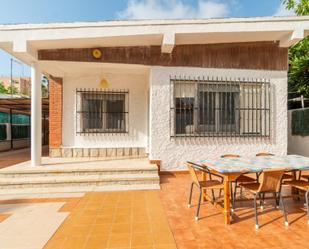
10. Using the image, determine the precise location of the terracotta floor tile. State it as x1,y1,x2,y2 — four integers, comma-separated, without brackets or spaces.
131,232,153,247
76,215,96,225
43,237,66,249
132,222,151,233
154,244,178,249
84,235,109,249
95,215,114,224
159,173,309,249
111,222,131,233
153,232,175,245
91,224,111,235
61,236,88,249
0,213,11,222
107,233,131,248
113,214,131,223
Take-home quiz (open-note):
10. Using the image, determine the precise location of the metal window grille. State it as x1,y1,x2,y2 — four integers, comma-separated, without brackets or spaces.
76,88,129,134
170,77,271,138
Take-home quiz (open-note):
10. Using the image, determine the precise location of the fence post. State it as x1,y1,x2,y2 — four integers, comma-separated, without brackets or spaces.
10,109,13,150
301,95,305,109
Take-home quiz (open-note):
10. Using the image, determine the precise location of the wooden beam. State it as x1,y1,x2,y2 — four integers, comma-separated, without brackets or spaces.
38,42,288,71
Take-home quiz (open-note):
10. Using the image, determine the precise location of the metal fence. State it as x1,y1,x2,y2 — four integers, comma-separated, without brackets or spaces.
0,111,49,151
76,88,129,135
170,76,271,139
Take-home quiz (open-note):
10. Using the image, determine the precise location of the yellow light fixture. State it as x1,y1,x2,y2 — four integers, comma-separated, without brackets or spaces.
100,78,109,88
92,49,102,59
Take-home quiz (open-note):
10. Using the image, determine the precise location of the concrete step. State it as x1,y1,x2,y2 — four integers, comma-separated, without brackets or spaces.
0,173,159,188
0,183,160,195
0,158,160,193
0,167,158,178
0,158,158,177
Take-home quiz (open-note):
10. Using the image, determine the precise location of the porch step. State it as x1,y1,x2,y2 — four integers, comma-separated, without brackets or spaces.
0,158,160,194
0,166,157,178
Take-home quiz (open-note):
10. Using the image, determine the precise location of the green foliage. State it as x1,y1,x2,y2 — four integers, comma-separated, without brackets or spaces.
283,0,309,15
7,85,18,94
288,36,309,96
283,0,309,97
0,82,8,94
42,83,49,98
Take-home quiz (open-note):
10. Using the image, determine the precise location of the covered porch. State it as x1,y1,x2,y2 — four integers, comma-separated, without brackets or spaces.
0,16,308,168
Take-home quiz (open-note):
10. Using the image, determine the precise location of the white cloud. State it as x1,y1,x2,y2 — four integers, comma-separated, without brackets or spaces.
274,2,295,16
117,0,229,20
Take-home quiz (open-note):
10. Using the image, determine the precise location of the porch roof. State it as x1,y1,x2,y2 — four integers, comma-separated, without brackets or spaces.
0,98,49,115
0,16,308,70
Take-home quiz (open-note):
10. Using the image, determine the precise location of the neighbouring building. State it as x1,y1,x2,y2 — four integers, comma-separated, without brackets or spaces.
0,16,308,170
0,76,31,96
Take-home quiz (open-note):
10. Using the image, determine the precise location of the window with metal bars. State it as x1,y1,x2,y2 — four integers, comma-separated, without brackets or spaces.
76,89,129,134
170,77,271,138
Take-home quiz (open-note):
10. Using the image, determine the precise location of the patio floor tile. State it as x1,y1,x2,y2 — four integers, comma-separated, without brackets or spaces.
159,173,309,249
43,191,176,249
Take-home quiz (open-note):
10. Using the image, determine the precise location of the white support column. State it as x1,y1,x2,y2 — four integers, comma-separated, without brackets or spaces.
31,63,42,167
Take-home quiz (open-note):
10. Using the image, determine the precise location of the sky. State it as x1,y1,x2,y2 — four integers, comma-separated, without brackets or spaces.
0,0,294,77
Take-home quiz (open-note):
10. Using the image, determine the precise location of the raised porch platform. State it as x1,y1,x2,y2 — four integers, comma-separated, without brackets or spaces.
0,157,160,195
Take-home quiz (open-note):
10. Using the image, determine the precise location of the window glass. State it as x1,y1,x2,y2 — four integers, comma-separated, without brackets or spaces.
78,91,128,134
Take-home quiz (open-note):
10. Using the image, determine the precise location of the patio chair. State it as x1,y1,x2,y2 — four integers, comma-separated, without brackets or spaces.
300,173,309,182
285,180,309,224
187,162,224,221
239,169,288,229
256,152,293,207
221,154,257,210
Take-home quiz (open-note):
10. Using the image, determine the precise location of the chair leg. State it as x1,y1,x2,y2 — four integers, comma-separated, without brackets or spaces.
274,193,278,208
306,190,309,225
276,184,282,207
211,189,215,203
254,194,259,229
256,172,259,183
259,193,264,210
188,182,194,208
195,189,202,221
279,192,289,226
233,181,237,209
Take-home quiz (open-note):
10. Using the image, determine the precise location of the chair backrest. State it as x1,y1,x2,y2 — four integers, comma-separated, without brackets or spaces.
221,154,240,158
187,162,200,187
256,152,275,157
258,169,285,193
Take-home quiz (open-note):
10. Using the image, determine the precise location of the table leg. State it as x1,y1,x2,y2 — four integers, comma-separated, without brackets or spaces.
202,171,207,201
224,178,231,225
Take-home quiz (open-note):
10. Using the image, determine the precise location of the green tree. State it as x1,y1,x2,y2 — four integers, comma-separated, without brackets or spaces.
283,0,309,15
0,82,8,94
283,0,309,97
7,85,18,94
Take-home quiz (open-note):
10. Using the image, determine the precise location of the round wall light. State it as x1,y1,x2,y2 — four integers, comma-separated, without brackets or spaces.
92,49,102,59
100,78,109,88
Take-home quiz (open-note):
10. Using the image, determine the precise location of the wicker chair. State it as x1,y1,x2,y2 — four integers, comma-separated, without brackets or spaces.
256,152,293,206
221,154,257,210
240,169,288,229
187,162,224,221
285,180,309,224
300,173,309,182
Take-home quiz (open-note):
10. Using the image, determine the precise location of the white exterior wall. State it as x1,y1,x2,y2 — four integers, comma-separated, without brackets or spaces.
149,66,288,171
62,72,149,148
288,109,309,157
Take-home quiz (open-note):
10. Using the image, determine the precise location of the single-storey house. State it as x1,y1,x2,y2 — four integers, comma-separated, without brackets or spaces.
0,16,308,171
